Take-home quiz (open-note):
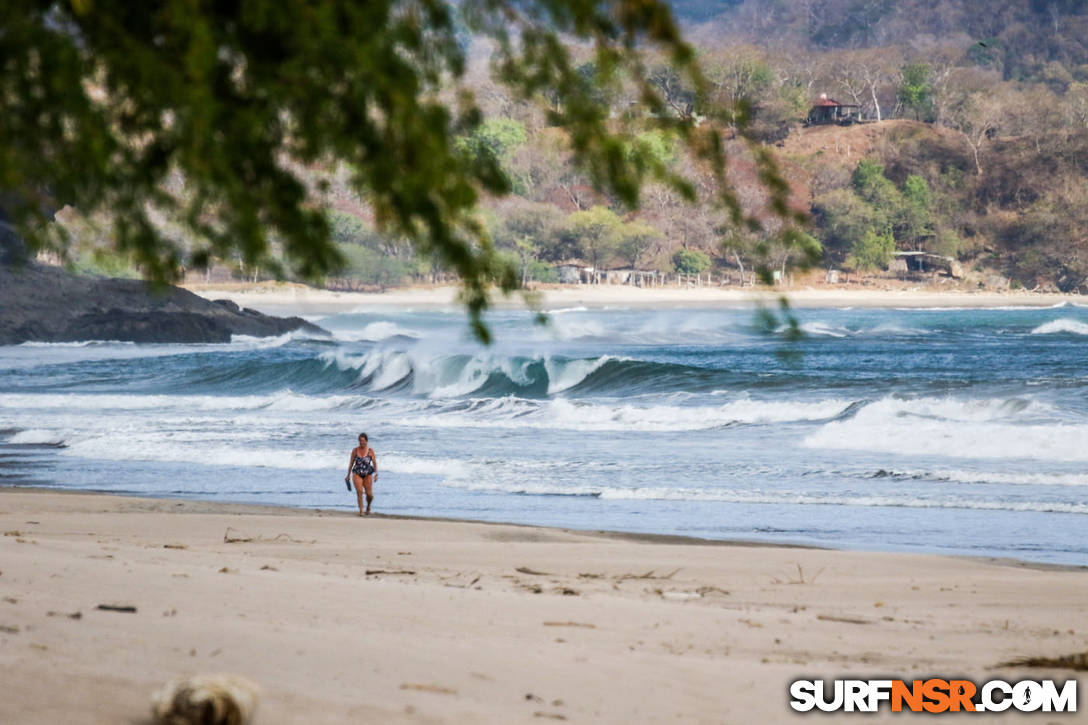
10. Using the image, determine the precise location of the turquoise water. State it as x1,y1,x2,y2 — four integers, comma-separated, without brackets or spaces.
1,303,1086,565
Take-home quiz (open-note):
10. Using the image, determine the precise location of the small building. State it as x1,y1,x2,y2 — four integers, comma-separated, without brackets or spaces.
555,259,594,284
602,268,632,285
805,94,862,126
556,264,584,284
892,251,963,278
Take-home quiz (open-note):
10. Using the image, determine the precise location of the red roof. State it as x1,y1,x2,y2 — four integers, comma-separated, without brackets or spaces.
811,96,860,108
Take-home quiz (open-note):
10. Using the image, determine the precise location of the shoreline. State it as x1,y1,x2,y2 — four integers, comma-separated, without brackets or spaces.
11,485,1085,573
1,486,1084,723
183,281,1086,316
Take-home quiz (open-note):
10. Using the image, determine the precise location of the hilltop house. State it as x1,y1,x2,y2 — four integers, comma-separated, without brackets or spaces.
805,94,862,126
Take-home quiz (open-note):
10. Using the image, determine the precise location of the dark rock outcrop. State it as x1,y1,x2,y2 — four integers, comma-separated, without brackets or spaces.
0,262,326,344
0,222,27,266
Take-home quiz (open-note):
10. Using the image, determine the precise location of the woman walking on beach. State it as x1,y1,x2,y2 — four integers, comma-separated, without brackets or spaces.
346,433,377,516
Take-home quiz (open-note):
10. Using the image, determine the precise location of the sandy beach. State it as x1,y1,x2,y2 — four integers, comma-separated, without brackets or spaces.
183,281,1084,317
0,488,1083,723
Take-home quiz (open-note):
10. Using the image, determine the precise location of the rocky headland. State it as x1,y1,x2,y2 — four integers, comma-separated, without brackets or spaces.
0,232,325,344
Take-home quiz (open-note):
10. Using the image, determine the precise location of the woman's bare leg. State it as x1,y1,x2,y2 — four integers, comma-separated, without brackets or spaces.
362,475,374,514
352,473,366,516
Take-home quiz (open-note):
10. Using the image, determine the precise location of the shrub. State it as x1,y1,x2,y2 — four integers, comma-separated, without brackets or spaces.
672,248,712,274
846,229,895,271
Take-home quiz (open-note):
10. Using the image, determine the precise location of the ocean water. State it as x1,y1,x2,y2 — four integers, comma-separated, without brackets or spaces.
1,302,1086,566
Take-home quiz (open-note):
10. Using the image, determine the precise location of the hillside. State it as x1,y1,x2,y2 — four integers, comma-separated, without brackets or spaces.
40,0,1088,294
776,119,1088,290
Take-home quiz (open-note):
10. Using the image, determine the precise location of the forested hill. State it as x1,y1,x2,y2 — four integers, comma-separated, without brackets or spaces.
678,0,1088,82
52,0,1088,293
666,0,1088,291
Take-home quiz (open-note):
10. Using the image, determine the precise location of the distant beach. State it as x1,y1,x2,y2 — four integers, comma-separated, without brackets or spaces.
184,281,1083,317
0,488,1083,723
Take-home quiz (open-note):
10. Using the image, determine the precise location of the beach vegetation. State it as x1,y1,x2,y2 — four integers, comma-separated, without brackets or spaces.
334,243,412,289
565,206,623,273
846,228,896,272
673,248,713,274
614,221,663,269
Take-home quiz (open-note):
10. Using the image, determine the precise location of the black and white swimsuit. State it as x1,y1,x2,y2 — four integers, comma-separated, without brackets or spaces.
352,450,375,478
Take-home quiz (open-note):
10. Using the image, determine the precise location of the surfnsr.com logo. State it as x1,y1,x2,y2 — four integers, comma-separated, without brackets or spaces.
789,678,1077,713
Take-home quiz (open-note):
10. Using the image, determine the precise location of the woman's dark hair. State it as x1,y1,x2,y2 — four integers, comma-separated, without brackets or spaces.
358,432,368,441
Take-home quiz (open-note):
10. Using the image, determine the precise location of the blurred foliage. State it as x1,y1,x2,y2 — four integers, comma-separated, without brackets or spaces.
327,211,382,249
70,248,142,279
0,0,805,342
335,243,412,288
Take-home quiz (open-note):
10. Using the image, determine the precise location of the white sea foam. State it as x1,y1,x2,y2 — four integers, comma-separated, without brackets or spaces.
541,398,853,432
0,392,226,411
787,321,930,338
1030,318,1088,335
402,396,854,432
440,480,1088,514
61,436,338,470
52,431,469,477
797,321,849,338
545,316,608,341
333,321,423,342
803,396,1088,461
917,469,1088,487
0,390,360,414
615,323,742,346
7,429,66,445
858,322,931,336
381,454,468,478
17,340,136,348
230,329,332,347
263,390,359,412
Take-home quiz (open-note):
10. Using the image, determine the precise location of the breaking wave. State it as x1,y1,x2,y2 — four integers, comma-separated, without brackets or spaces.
802,395,1088,461
397,396,857,432
318,350,752,398
1031,318,1088,335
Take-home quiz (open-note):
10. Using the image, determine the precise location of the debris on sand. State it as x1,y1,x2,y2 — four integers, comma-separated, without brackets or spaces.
998,651,1088,671
151,673,259,725
47,610,82,620
97,604,137,613
400,682,457,695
